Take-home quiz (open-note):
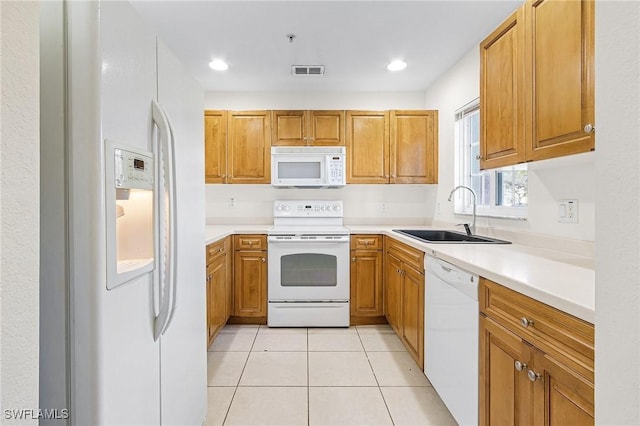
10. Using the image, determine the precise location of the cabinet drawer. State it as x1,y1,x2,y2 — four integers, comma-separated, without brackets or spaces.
480,278,594,381
207,239,227,264
234,234,267,250
385,236,424,272
351,234,383,250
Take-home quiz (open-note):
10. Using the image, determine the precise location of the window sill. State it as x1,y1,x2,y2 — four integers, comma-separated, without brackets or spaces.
453,211,528,221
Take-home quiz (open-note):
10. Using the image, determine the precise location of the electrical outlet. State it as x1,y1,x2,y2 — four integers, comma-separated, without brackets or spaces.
558,199,578,223
229,197,236,208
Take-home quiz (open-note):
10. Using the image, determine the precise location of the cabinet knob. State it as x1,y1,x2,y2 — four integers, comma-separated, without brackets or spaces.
384,175,389,178
352,257,356,262
514,360,527,372
527,370,541,382
261,257,266,263
584,123,595,134
520,317,534,328
221,174,226,178
391,174,396,178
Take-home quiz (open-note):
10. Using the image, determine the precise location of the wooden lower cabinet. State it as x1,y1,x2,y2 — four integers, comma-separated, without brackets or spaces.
400,265,424,367
383,237,425,369
384,253,403,335
532,350,594,425
479,278,594,426
233,235,267,318
206,236,231,346
350,235,385,324
479,315,534,426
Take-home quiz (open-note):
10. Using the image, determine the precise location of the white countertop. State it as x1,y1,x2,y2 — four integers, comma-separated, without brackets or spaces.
205,224,595,324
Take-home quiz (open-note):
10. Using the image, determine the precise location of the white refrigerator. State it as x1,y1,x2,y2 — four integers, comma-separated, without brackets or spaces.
39,1,207,424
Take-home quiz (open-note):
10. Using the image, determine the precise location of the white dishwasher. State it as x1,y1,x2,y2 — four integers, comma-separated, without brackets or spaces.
424,256,479,426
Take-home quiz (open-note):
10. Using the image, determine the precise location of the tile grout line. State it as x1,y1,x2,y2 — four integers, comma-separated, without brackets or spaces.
221,326,259,425
356,326,397,426
306,327,310,426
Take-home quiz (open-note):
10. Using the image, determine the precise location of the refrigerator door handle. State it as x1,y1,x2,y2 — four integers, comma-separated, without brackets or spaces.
152,100,178,341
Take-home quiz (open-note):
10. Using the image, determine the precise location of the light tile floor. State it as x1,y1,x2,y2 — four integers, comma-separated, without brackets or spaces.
206,324,457,426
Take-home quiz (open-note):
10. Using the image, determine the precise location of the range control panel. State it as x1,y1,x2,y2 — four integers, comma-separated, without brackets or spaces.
273,200,343,218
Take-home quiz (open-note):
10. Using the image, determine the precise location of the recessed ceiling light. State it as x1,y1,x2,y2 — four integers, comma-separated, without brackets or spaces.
387,60,407,71
209,59,229,71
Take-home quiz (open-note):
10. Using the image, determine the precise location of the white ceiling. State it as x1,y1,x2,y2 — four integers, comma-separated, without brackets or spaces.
131,1,522,92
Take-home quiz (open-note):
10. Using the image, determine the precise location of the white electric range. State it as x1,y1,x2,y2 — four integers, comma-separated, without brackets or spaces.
267,200,350,327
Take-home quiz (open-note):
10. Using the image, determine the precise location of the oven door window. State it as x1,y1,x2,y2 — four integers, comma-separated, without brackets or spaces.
281,253,337,287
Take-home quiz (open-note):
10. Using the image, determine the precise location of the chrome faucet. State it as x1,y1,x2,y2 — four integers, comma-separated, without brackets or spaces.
448,185,477,236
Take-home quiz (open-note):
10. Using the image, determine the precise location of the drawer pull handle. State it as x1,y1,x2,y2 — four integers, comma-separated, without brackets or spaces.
527,370,541,382
514,360,527,372
520,317,534,328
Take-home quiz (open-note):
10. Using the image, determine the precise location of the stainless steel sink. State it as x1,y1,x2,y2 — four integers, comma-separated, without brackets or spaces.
393,229,511,244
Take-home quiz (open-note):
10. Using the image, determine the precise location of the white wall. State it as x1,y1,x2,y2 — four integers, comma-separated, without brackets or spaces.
595,1,640,424
205,90,426,110
0,1,40,424
205,90,436,225
206,184,436,225
424,48,596,243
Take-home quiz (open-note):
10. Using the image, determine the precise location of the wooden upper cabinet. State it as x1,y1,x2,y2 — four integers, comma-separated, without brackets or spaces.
227,111,271,184
480,8,526,170
309,110,344,145
346,111,390,184
271,110,306,146
390,110,438,184
271,110,344,146
480,0,595,169
525,0,595,161
204,110,228,183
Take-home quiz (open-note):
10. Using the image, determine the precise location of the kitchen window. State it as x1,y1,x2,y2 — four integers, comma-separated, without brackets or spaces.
454,99,528,219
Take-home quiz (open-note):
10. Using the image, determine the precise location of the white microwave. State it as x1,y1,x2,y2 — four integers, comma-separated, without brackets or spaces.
271,146,346,188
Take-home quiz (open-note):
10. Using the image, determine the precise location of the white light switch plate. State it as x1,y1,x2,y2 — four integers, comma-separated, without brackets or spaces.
558,199,578,223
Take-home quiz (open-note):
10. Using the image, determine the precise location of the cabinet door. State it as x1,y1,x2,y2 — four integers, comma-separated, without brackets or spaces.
224,236,233,322
480,315,534,426
401,265,424,369
350,250,383,317
525,0,595,161
346,111,389,183
480,8,526,169
384,253,403,335
206,263,215,344
227,111,271,183
210,255,227,340
531,350,594,426
233,251,267,317
204,110,227,183
309,110,345,146
390,110,438,184
271,110,306,146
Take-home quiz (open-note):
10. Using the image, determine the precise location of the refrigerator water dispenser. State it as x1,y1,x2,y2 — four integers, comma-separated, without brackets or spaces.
105,139,155,289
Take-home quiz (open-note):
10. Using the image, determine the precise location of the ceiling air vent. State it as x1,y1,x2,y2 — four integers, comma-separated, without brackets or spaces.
291,65,325,76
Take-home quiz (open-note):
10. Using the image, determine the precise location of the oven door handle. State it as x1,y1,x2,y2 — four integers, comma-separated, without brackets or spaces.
268,235,350,243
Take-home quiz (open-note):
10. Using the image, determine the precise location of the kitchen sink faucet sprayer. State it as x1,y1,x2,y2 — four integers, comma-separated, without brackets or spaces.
448,185,477,236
